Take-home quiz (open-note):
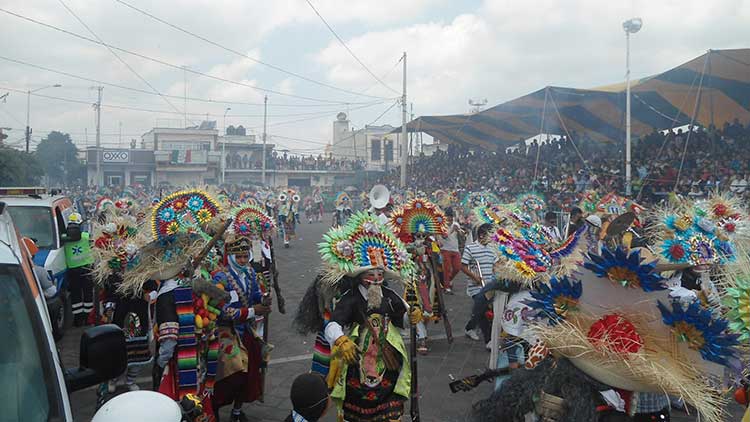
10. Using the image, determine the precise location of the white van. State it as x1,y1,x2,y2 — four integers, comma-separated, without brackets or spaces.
0,187,76,340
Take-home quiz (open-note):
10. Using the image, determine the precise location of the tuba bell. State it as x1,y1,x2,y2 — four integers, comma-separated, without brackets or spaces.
369,184,390,210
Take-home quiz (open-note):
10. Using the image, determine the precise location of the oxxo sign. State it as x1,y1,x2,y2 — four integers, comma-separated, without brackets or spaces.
102,150,130,163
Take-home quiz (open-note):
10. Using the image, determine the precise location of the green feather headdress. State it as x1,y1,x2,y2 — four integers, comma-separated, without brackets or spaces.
318,211,414,286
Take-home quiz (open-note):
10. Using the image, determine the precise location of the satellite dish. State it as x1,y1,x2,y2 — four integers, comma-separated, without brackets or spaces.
337,112,348,121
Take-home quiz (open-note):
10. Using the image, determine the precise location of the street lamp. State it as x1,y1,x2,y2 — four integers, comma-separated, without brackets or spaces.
623,17,642,197
26,84,62,152
221,107,231,184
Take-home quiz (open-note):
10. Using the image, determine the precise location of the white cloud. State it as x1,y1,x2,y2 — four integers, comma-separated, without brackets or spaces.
316,0,750,120
1,0,748,153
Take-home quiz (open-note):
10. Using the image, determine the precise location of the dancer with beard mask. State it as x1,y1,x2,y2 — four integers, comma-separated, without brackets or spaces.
294,212,420,422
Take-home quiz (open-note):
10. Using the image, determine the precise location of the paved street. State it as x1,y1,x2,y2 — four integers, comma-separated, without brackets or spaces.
61,221,745,421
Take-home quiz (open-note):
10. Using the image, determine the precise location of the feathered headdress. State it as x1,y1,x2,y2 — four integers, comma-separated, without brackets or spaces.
579,190,600,214
526,245,740,421
231,202,276,238
390,198,447,239
318,211,413,286
649,199,743,267
90,210,148,286
491,227,552,286
515,192,546,215
461,191,498,211
334,192,351,209
119,190,223,295
151,190,222,241
472,204,506,227
96,197,114,213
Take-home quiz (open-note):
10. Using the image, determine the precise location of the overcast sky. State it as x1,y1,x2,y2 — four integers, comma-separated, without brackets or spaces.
0,0,748,156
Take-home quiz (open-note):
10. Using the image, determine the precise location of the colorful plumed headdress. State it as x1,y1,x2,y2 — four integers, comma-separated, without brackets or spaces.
334,192,351,208
595,193,643,217
151,190,222,241
390,198,447,240
461,191,498,211
230,203,276,238
472,205,506,227
238,191,259,206
491,227,553,286
524,244,741,421
579,190,600,214
119,190,223,295
96,197,115,213
515,192,546,215
318,211,414,284
90,211,148,286
649,202,741,267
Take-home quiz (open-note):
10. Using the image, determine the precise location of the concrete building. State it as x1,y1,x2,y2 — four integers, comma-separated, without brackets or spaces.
141,121,222,186
330,112,402,172
86,148,155,187
84,118,362,189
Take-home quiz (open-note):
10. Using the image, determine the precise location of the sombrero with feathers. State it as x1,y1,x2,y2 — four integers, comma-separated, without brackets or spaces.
119,189,223,295
318,211,414,287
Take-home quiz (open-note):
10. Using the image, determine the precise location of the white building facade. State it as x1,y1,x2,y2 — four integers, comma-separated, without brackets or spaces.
330,112,402,172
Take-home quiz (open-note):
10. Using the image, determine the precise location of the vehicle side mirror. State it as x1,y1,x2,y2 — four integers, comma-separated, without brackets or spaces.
65,324,126,392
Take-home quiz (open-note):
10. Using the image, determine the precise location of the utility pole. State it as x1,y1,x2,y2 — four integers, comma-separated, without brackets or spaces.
95,86,103,187
182,65,188,128
262,95,268,186
400,52,408,188
25,90,32,153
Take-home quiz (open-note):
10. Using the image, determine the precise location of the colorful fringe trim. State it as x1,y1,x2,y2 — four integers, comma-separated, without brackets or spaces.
175,286,198,399
312,331,331,377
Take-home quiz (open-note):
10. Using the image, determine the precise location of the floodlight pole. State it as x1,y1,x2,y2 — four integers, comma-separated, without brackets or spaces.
400,52,407,188
625,29,632,197
623,18,642,197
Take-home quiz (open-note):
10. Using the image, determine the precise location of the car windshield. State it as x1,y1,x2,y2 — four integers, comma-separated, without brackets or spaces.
6,206,56,249
0,264,64,421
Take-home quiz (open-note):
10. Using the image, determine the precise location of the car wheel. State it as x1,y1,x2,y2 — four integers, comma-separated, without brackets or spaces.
52,292,71,341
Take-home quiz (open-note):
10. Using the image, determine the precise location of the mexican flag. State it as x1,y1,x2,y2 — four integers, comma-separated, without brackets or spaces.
170,149,192,164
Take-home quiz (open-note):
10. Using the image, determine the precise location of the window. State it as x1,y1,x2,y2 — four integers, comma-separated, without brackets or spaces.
371,138,381,161
0,264,64,422
385,139,394,162
6,207,56,249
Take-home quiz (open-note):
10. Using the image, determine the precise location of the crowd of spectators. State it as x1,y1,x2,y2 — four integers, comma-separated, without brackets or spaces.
225,151,365,171
271,151,365,171
378,119,750,207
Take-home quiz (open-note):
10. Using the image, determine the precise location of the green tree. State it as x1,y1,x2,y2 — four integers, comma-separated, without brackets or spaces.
0,147,44,186
35,131,85,187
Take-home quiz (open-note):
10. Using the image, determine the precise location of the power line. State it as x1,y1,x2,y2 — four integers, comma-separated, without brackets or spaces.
248,100,393,130
112,0,390,101
0,55,383,108
0,107,24,126
0,7,391,105
0,85,390,119
304,0,400,96
57,0,188,120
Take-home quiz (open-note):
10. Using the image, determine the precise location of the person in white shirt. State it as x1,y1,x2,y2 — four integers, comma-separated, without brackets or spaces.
460,223,497,341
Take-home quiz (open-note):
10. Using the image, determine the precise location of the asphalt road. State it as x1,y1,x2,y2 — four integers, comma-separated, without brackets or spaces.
61,220,745,421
